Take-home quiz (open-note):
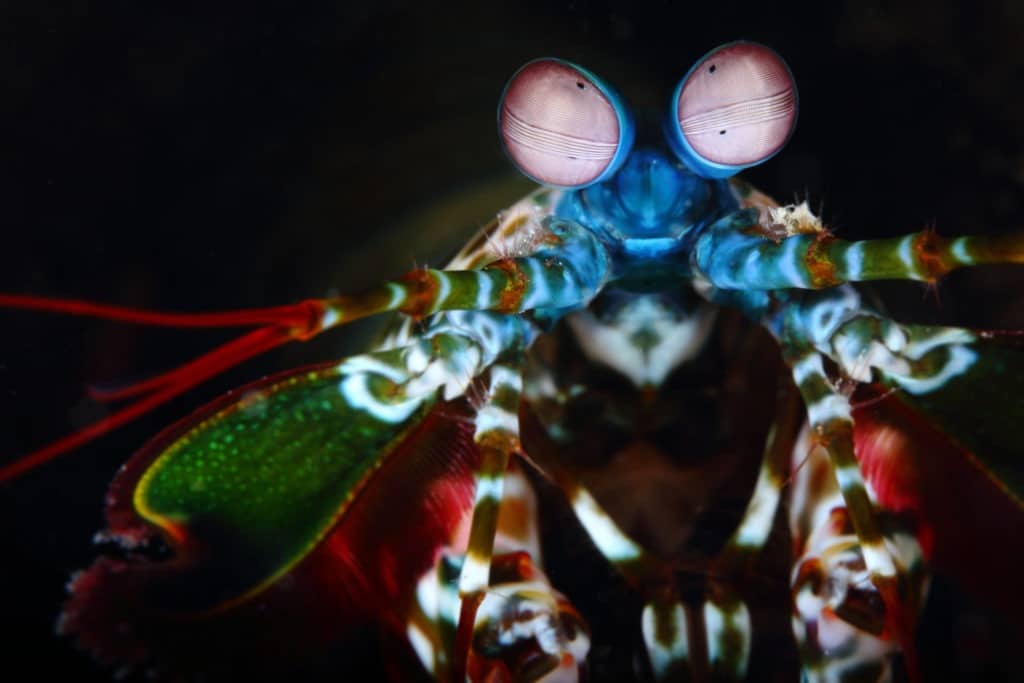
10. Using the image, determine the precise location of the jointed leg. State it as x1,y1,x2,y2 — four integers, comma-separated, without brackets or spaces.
782,341,921,682
0,215,609,482
542,394,802,683
539,468,696,679
694,204,1024,291
409,464,589,682
642,598,695,682
453,362,525,681
788,425,928,683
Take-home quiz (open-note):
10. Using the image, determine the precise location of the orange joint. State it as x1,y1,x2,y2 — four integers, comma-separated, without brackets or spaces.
805,235,839,287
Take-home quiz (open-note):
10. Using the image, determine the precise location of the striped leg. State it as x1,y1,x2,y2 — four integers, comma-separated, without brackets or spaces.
558,472,764,681
453,363,525,681
788,426,928,683
551,476,692,679
543,381,801,681
553,473,712,681
694,204,1024,291
767,286,980,404
642,598,695,682
318,215,610,327
0,215,607,481
409,465,589,681
783,345,921,682
471,550,590,681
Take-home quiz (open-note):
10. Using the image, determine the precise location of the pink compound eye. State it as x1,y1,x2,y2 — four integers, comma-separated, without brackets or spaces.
499,59,629,188
673,42,797,172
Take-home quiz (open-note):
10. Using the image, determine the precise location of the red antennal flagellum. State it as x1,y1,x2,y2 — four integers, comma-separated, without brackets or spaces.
0,294,334,483
2,258,565,481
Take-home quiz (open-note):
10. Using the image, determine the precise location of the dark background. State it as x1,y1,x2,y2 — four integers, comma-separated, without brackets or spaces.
2,1,1023,680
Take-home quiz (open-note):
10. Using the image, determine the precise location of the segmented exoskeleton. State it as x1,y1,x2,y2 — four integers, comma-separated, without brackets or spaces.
3,41,1022,682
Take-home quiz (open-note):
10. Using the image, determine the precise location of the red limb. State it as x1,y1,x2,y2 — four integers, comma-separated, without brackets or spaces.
0,294,324,330
0,295,334,483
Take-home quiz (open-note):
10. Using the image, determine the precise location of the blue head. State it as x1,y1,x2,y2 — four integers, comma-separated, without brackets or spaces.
498,43,797,250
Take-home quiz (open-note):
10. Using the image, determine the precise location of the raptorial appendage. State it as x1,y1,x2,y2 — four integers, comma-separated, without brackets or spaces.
409,466,590,682
764,275,1019,682
789,427,928,683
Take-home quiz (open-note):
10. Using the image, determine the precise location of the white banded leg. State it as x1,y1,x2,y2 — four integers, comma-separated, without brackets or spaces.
702,596,752,681
784,347,920,681
472,547,590,681
410,464,589,682
547,398,798,683
644,595,757,683
453,363,524,680
788,427,928,683
642,599,695,682
551,473,702,679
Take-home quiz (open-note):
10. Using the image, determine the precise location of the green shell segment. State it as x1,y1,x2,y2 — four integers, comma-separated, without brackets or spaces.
133,364,437,611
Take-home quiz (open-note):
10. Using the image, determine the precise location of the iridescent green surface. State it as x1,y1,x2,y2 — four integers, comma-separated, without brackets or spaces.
135,365,435,610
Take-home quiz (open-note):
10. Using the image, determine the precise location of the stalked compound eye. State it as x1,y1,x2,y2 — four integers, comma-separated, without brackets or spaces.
499,59,634,188
665,42,797,179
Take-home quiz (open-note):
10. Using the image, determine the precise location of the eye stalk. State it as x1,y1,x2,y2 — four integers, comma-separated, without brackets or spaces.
665,41,798,179
499,58,635,189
